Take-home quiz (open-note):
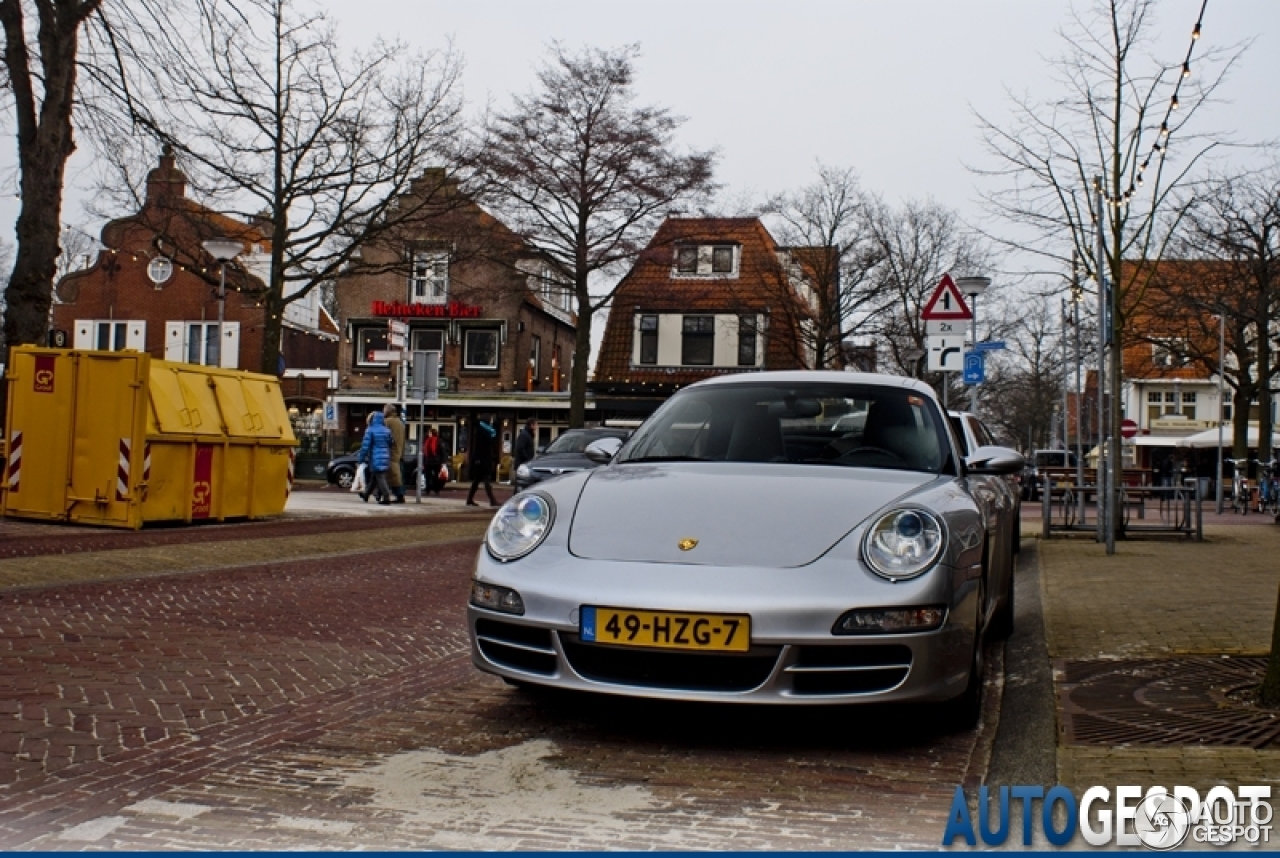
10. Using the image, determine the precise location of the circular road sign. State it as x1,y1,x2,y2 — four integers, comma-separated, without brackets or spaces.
1121,418,1139,439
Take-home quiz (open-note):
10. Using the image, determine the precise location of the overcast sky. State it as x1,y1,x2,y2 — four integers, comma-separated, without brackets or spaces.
325,0,1278,237
15,0,1278,293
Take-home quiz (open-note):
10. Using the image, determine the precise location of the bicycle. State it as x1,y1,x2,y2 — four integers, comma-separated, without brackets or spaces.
1257,460,1280,514
1227,458,1254,515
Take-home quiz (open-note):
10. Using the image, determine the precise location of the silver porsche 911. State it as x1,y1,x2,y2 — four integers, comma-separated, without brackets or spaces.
467,371,1023,727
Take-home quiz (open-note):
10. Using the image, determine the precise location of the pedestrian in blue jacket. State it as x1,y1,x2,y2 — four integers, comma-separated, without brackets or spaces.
358,411,394,505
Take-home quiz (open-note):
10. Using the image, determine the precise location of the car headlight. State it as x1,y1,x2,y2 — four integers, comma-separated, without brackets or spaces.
516,464,531,479
486,493,555,561
862,508,945,580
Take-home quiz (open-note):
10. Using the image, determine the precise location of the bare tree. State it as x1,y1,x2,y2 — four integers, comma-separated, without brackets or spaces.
859,196,990,400
467,43,717,427
0,0,105,359
974,0,1243,540
84,0,464,375
765,164,884,369
979,299,1069,450
1176,169,1280,459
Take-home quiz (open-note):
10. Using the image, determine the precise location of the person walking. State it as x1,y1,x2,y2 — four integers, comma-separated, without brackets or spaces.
513,418,537,481
466,415,499,507
383,403,406,503
423,426,445,496
358,410,394,505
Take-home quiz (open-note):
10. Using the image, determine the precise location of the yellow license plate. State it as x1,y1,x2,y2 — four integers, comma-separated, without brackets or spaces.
580,606,751,652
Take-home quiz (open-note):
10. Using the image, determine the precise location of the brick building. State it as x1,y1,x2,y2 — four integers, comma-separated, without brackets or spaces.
330,170,577,466
51,151,340,457
591,217,829,417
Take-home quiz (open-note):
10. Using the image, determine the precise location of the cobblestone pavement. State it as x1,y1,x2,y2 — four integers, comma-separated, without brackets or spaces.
0,512,991,850
1039,522,1280,801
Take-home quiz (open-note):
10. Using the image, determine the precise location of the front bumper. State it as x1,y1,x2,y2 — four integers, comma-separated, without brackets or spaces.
468,559,980,705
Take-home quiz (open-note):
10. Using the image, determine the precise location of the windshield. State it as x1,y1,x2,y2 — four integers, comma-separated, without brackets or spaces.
544,430,622,455
616,382,955,474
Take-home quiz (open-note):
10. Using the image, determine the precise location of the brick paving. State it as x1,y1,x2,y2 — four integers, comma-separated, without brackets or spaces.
0,509,989,850
1039,521,1280,799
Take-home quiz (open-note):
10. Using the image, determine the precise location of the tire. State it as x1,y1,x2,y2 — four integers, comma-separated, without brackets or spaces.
987,526,1015,639
333,467,355,489
989,572,1015,640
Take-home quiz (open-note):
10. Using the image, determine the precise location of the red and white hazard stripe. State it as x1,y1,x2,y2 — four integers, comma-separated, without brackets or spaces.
117,437,131,501
142,442,151,501
6,430,21,494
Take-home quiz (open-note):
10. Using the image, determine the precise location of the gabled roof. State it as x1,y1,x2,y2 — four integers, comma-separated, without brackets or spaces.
593,217,816,387
1119,258,1233,380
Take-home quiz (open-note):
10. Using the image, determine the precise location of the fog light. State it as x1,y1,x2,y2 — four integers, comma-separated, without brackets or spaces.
833,606,946,635
470,581,526,615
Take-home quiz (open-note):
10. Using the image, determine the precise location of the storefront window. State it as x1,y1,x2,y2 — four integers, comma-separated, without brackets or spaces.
464,328,499,370
289,407,323,455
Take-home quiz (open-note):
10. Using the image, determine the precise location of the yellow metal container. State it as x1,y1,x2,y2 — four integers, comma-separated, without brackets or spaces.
2,346,297,529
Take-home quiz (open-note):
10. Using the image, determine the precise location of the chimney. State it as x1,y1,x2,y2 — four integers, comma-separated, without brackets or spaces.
145,146,188,203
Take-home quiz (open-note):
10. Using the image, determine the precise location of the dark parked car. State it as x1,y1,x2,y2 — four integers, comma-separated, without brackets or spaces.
325,441,447,492
512,428,631,492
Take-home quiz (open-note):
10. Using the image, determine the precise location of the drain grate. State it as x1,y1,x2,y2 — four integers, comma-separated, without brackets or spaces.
1058,657,1280,748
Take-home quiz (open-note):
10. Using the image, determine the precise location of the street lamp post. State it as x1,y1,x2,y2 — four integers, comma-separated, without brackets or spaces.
1216,308,1226,514
955,276,990,413
903,347,925,380
202,238,242,368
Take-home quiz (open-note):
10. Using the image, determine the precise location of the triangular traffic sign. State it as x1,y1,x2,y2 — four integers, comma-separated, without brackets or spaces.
921,273,973,321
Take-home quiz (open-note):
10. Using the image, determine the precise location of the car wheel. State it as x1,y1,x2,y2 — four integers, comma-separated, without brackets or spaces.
988,527,1015,640
334,467,355,489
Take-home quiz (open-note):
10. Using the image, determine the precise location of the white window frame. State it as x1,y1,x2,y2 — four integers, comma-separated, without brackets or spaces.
164,321,239,368
74,319,146,353
410,250,449,304
354,326,391,367
463,328,500,370
539,264,573,313
671,244,740,278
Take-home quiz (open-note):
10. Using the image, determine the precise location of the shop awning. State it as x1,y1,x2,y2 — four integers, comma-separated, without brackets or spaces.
1177,422,1280,449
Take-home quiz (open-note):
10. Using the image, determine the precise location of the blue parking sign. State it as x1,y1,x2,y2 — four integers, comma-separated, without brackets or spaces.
963,351,984,385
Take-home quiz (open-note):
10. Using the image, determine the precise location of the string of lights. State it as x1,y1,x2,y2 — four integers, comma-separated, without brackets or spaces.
1104,0,1208,208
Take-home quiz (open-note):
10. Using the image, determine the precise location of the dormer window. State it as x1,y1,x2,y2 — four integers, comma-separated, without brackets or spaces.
676,246,698,273
712,246,734,273
672,244,739,277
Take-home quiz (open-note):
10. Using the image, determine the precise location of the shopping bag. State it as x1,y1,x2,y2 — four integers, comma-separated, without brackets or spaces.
352,462,368,493
438,464,449,483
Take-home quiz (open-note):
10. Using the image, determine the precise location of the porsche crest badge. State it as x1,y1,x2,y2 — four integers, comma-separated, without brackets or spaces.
678,538,698,551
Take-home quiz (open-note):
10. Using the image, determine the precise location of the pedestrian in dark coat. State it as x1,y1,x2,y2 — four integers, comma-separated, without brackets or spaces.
466,415,499,507
383,403,406,503
358,411,394,505
513,418,537,476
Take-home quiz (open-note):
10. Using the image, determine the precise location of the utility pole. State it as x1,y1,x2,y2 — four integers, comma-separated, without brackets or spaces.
1094,178,1110,550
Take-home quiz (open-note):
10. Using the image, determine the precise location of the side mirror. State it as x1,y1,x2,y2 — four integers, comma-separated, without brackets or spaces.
585,436,623,464
966,445,1025,476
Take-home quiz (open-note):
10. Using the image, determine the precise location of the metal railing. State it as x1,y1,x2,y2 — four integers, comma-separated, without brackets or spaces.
1040,475,1202,541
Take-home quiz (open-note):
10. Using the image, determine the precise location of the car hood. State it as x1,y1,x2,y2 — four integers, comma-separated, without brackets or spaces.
567,463,939,568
